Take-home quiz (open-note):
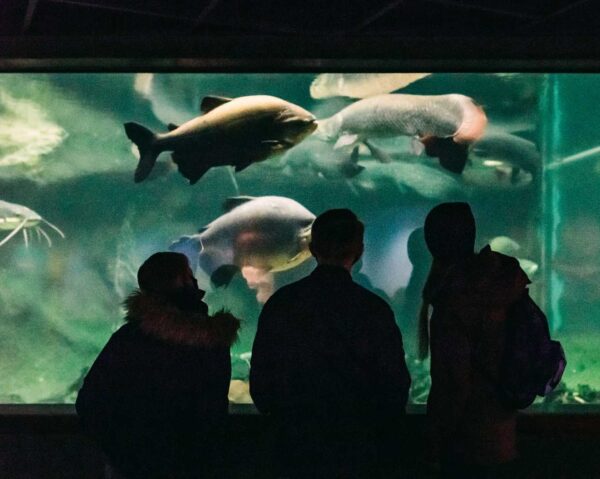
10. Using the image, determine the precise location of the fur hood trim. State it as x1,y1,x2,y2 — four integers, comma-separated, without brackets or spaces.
124,290,240,348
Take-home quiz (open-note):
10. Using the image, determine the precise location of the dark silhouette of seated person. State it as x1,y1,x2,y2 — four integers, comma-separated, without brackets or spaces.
420,203,529,478
250,209,411,478
76,252,239,479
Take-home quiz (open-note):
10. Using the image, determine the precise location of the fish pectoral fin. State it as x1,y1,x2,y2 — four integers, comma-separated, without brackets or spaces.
340,146,365,178
211,264,240,287
410,137,425,156
167,123,180,131
223,196,256,212
510,166,521,184
334,134,359,149
200,95,233,113
363,140,393,163
340,162,365,178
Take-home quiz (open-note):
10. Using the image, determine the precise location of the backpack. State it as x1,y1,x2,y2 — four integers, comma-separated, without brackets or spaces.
496,292,566,409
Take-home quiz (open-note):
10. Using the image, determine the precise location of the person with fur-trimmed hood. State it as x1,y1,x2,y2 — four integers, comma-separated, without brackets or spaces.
76,252,240,479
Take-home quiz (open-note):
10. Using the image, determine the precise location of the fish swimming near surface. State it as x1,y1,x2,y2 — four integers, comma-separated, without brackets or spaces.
124,95,317,184
316,93,487,174
471,132,540,179
310,73,431,99
0,200,65,248
169,196,315,303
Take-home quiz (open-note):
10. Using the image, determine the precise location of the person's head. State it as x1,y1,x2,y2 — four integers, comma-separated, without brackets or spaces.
309,209,364,270
418,202,476,360
424,202,476,260
137,252,205,311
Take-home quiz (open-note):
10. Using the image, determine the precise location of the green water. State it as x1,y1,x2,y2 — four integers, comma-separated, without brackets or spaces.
0,72,596,407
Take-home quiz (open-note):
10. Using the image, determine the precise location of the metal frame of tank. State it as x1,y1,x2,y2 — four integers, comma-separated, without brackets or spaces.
1,36,600,414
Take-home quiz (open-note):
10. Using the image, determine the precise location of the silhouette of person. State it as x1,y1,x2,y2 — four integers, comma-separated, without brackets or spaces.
76,252,240,479
396,227,431,358
420,203,529,478
250,209,411,479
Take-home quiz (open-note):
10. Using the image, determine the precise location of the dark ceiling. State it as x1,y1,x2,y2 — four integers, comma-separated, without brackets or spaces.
0,0,597,37
1,0,600,67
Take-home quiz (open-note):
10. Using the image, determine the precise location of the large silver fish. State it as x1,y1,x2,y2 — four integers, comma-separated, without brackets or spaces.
124,95,317,184
170,196,315,303
317,93,487,174
310,73,431,99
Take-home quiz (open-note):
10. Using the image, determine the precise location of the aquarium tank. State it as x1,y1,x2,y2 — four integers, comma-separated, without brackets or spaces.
0,72,596,409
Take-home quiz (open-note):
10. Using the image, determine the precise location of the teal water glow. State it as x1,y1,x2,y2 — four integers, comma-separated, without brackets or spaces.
0,72,597,407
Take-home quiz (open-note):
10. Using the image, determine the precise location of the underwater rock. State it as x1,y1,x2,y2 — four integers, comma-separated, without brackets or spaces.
0,90,66,179
228,380,253,404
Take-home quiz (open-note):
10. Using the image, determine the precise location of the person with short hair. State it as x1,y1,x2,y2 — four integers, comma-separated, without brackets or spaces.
250,209,411,479
76,252,240,479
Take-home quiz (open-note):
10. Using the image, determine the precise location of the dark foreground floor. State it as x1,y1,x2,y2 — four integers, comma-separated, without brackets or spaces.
1,409,599,478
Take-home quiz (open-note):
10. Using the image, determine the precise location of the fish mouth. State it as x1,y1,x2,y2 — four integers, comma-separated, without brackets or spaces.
301,118,318,135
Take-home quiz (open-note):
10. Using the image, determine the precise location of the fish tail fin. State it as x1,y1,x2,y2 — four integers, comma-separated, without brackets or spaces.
124,122,159,183
422,136,469,174
169,235,202,271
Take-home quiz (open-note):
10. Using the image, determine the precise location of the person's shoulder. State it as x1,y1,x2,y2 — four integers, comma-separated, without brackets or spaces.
474,246,526,279
262,275,311,306
351,281,393,313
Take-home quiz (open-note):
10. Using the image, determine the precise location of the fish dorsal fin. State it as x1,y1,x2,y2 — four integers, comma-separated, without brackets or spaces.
167,123,179,131
201,95,233,113
223,196,256,212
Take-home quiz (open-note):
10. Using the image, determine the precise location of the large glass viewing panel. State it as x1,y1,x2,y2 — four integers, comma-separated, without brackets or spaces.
0,73,594,409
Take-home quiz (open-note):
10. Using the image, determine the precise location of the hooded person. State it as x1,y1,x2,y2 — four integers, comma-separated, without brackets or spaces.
419,203,530,478
76,252,240,479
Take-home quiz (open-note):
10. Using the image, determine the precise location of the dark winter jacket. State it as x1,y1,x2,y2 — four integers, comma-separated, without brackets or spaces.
427,246,530,465
76,291,239,479
250,264,411,477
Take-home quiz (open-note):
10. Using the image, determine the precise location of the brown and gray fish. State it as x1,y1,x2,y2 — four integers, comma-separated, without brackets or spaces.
316,93,487,174
169,196,315,303
124,95,317,184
